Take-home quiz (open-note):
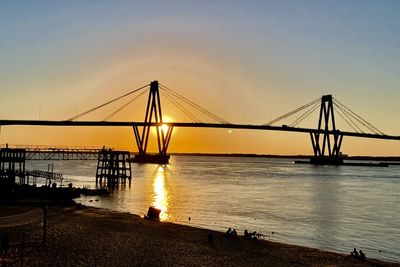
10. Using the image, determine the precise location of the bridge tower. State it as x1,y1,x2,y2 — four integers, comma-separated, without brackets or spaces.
309,95,344,165
132,81,174,164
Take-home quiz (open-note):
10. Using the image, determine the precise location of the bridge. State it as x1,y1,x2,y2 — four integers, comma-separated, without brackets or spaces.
1,81,399,164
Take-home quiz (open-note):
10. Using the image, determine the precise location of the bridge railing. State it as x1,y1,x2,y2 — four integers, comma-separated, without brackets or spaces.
0,144,132,160
0,144,107,151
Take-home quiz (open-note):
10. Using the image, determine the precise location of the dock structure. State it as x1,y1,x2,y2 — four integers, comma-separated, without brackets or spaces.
0,146,65,186
24,146,101,160
0,146,26,185
96,148,132,187
25,167,64,186
0,144,102,160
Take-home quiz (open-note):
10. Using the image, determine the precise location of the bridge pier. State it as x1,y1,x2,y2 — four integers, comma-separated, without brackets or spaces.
132,81,173,164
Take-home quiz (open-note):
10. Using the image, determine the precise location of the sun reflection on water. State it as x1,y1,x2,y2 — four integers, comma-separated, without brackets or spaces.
151,166,169,221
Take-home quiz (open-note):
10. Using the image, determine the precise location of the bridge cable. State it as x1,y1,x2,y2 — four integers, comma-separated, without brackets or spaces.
334,106,362,133
160,90,202,123
66,84,150,121
103,90,148,121
336,99,385,135
334,104,366,133
334,104,364,133
290,102,320,127
159,84,231,124
333,99,379,134
161,90,201,122
333,99,385,135
160,88,211,123
264,98,320,126
160,84,229,124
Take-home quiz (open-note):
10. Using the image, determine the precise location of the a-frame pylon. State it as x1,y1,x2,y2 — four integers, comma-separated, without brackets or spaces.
309,95,344,164
132,81,173,164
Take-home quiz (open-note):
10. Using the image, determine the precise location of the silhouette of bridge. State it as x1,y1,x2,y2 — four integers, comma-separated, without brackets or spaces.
1,81,399,164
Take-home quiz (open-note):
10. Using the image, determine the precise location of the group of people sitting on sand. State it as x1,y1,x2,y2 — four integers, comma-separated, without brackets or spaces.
244,229,258,240
225,228,238,238
350,248,366,260
225,228,260,240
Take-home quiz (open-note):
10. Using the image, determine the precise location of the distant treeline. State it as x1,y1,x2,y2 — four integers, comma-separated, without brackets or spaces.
169,153,400,161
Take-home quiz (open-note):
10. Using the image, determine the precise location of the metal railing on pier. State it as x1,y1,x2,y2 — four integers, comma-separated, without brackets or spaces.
0,144,115,160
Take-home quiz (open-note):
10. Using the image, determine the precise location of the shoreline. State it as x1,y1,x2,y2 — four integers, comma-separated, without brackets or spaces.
1,204,398,266
169,153,400,162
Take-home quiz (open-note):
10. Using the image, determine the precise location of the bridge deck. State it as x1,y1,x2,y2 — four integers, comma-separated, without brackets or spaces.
0,120,399,141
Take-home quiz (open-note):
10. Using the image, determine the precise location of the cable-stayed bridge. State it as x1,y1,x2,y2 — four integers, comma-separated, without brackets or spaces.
1,81,399,164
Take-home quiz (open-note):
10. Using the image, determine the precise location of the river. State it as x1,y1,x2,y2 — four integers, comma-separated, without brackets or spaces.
26,156,400,262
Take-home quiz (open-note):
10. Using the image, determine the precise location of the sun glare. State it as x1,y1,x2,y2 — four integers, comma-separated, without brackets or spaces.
161,115,174,135
161,124,169,135
152,166,169,221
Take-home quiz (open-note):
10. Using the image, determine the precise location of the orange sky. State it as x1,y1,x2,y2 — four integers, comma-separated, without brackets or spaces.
1,1,400,156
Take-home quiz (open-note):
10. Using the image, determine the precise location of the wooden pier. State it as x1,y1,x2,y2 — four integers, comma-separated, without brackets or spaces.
0,144,102,160
96,148,132,187
0,146,26,185
0,146,65,186
25,168,64,186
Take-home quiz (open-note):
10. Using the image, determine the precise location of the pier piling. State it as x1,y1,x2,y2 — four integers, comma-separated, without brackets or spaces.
96,148,132,187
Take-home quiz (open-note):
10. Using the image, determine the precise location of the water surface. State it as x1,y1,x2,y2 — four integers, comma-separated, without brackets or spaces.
26,156,400,262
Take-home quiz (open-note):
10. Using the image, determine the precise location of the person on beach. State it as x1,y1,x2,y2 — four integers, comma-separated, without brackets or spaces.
359,250,366,260
244,229,257,240
225,228,238,238
244,229,249,238
351,248,359,258
226,228,232,236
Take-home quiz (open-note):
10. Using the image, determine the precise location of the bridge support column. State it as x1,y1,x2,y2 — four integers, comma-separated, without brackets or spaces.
132,81,173,164
309,95,344,165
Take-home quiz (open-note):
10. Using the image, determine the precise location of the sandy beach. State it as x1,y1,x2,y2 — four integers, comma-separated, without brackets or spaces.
0,204,398,267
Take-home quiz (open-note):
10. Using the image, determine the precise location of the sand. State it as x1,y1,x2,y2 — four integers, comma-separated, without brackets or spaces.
1,205,398,267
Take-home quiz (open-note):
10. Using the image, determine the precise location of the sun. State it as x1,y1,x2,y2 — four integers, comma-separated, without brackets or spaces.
161,115,174,135
161,124,169,135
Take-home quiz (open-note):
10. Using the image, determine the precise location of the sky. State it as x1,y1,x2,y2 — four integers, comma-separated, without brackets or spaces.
1,0,400,155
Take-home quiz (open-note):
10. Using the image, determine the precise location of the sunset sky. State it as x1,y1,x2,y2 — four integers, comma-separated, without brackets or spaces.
1,1,400,155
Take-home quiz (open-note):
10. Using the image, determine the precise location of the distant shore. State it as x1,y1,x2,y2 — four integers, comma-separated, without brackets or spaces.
169,152,400,162
1,204,398,266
